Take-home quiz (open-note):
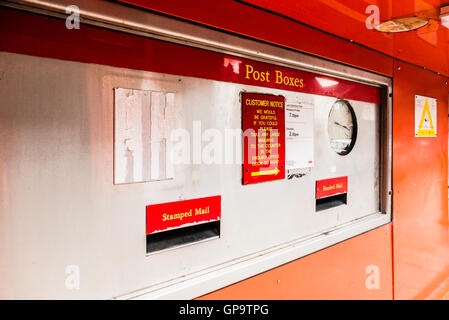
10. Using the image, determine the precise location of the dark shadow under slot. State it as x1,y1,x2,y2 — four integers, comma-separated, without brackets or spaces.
146,220,220,253
316,193,347,212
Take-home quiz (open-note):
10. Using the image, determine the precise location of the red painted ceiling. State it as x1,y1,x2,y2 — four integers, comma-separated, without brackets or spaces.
242,0,449,75
117,0,449,76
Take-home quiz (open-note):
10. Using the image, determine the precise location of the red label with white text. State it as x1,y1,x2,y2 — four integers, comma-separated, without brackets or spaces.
146,196,221,235
316,177,348,199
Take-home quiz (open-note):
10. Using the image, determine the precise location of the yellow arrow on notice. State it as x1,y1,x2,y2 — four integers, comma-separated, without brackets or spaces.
251,167,280,177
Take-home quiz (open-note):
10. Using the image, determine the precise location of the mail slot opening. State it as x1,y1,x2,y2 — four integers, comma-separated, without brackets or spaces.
146,221,220,254
315,177,348,212
316,193,347,212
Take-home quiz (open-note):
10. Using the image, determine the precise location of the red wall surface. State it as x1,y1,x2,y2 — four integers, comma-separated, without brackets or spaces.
392,61,449,299
2,0,449,299
199,225,393,300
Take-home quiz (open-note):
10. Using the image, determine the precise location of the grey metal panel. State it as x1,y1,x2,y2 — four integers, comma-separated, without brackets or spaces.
0,52,385,299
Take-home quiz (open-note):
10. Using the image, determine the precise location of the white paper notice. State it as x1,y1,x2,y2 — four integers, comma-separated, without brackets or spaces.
415,94,437,138
285,103,314,169
114,88,175,184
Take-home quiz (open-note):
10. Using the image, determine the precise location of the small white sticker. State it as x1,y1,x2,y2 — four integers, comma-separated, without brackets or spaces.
415,95,437,137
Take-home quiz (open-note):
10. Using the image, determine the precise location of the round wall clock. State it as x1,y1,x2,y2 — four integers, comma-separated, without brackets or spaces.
327,99,357,155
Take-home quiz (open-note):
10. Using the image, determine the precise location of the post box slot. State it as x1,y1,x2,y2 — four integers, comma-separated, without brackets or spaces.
316,193,347,212
146,221,220,253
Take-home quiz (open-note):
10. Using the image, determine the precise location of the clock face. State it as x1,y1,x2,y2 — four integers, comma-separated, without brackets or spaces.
328,100,357,155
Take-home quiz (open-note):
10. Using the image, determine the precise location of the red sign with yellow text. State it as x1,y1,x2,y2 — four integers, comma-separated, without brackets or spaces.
242,93,285,184
316,177,348,199
146,196,221,235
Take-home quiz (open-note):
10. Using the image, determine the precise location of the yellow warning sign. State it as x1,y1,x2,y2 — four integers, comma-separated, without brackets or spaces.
415,95,437,137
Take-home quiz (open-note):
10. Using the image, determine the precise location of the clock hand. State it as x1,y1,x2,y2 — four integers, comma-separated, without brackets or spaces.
334,121,350,130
